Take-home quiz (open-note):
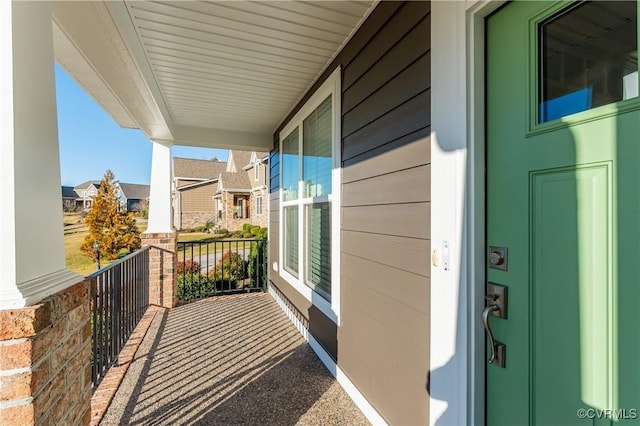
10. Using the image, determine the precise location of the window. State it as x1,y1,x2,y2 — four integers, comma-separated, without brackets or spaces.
279,67,341,323
254,163,259,181
256,195,263,215
539,1,638,122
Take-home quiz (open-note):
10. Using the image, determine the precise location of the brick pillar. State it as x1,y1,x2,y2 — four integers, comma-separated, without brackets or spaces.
0,280,91,425
142,233,177,308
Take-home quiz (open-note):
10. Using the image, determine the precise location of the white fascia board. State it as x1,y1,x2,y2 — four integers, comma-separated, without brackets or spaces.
51,1,174,141
166,125,272,152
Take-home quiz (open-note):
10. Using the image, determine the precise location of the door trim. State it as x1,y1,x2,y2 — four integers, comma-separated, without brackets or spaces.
430,1,505,425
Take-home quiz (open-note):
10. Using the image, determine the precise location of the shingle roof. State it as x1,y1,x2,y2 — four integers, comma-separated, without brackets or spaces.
228,150,253,171
218,171,251,192
61,186,77,198
73,180,101,191
118,183,150,199
173,157,227,179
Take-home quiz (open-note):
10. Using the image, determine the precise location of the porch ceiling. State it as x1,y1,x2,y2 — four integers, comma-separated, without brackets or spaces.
51,1,375,151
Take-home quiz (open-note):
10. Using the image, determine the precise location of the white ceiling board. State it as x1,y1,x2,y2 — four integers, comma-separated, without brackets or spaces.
53,0,376,149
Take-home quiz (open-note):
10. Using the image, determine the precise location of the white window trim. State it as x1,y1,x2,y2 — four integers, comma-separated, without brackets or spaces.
278,66,341,324
256,195,263,215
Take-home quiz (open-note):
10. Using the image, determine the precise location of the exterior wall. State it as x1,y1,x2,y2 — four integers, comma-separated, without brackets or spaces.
0,280,91,425
269,2,431,424
251,187,268,228
176,183,217,230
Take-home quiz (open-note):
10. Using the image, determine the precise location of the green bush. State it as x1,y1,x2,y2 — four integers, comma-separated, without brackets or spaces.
216,228,228,235
250,226,261,236
243,223,252,231
242,231,253,238
177,273,216,301
212,251,246,288
248,239,267,289
258,227,268,239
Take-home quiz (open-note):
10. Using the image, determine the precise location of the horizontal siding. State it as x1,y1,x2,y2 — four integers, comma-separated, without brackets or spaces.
343,130,430,183
342,1,430,90
342,164,431,206
342,202,431,240
343,90,431,161
343,22,431,113
181,184,216,212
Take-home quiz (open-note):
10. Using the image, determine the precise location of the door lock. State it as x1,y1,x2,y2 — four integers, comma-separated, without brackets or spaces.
489,246,508,271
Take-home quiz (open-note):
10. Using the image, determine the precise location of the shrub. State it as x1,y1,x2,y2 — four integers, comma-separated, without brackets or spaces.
211,251,246,287
242,231,253,238
250,226,261,236
216,228,228,235
177,259,200,274
177,273,215,301
204,220,215,232
258,227,268,239
248,239,267,289
243,223,252,231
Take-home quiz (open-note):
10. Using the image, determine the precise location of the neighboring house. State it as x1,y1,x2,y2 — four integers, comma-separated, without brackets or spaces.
115,182,149,212
61,186,78,212
73,180,100,211
73,180,149,212
172,157,227,230
173,151,267,231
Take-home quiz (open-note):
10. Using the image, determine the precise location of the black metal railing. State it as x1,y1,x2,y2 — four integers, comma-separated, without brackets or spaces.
177,238,268,302
89,247,150,389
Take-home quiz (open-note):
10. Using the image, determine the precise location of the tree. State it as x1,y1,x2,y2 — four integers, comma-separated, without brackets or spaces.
81,170,141,261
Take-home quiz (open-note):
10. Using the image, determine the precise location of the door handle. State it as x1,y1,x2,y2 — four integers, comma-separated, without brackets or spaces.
483,304,506,367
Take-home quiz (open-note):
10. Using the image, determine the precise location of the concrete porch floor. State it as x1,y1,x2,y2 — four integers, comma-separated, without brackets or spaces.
100,292,369,425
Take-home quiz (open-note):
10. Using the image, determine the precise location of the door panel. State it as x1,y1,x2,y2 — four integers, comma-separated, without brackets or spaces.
486,1,640,425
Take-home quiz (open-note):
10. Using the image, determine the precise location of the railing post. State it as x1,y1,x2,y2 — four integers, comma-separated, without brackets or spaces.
141,232,177,308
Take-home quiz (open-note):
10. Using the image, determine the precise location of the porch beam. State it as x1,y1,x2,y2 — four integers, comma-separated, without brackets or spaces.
0,1,82,310
159,125,272,152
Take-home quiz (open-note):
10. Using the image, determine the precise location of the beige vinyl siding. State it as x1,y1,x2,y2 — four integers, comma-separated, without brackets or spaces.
180,183,216,212
270,2,430,424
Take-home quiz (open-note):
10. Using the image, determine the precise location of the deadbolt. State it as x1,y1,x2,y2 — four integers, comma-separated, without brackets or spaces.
489,246,508,271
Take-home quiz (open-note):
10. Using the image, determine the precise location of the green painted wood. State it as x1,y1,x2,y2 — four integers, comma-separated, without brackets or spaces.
487,2,640,425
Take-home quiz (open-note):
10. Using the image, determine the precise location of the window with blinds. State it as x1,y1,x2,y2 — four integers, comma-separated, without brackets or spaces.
278,67,340,321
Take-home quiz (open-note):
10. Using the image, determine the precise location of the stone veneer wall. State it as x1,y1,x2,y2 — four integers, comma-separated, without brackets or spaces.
0,280,91,425
179,212,216,230
142,233,177,309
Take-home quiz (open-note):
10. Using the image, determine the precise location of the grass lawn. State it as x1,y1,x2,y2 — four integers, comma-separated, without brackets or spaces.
64,232,104,276
63,212,146,276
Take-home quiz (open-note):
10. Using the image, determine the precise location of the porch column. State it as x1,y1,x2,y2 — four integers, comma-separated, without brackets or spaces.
0,2,90,425
142,140,177,308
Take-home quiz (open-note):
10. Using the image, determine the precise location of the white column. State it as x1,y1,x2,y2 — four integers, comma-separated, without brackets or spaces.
0,2,82,309
145,140,174,234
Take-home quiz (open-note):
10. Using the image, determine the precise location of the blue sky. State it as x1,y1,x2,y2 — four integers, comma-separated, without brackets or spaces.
55,64,229,186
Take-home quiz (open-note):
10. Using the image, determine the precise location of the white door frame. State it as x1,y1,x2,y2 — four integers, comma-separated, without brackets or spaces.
430,1,505,425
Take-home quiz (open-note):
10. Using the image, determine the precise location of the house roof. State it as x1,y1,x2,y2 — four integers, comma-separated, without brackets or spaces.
61,186,77,198
218,171,251,192
173,157,227,180
227,150,253,173
73,180,101,191
118,183,150,199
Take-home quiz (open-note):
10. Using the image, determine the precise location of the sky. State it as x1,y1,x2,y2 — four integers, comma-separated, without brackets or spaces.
55,64,229,187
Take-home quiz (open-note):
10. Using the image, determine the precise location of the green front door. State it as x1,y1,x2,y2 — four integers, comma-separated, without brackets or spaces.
487,1,640,425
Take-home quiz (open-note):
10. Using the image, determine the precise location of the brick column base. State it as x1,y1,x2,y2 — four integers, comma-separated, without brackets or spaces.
142,232,177,308
0,279,91,425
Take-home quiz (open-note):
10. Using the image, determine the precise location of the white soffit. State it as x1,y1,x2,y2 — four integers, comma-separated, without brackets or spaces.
53,1,375,149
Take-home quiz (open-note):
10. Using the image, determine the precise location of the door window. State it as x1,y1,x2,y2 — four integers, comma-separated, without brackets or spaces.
539,1,638,123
